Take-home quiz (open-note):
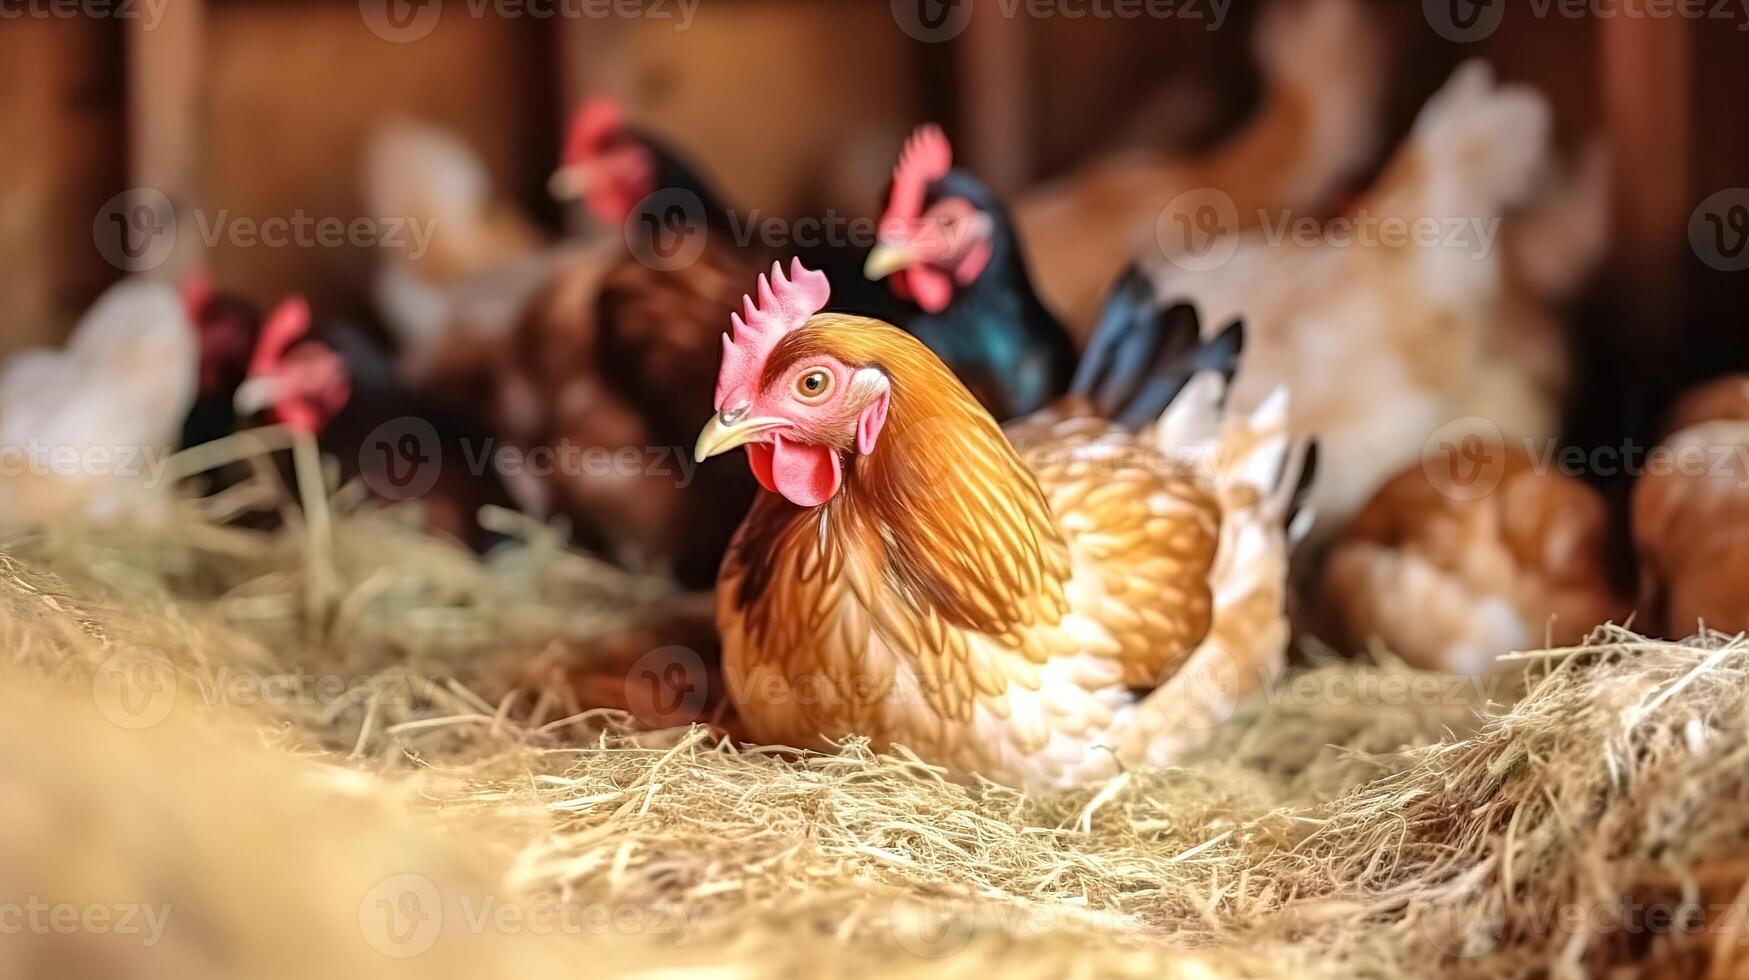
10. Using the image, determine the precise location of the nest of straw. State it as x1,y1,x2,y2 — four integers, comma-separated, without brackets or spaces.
5,493,1749,980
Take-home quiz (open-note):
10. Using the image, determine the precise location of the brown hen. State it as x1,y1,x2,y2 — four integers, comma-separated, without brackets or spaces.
1633,376,1749,638
1320,444,1630,676
699,262,1311,790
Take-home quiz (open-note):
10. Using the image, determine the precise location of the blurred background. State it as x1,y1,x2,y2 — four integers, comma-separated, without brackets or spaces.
5,1,1744,363
4,0,1749,529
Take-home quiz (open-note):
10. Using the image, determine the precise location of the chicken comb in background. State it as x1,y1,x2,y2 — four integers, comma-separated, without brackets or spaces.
561,97,625,167
881,124,953,232
0,279,197,532
235,296,352,437
1319,445,1631,677
1633,376,1749,639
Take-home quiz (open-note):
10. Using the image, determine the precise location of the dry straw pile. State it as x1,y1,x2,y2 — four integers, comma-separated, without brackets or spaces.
5,496,1749,979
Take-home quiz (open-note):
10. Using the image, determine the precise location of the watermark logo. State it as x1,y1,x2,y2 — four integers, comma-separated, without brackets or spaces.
92,646,178,730
0,0,169,29
1156,187,1240,273
93,189,176,273
360,417,444,501
1691,188,1749,272
625,646,711,726
625,188,710,272
360,0,443,42
889,895,976,957
1421,417,1509,501
0,898,172,947
359,873,444,958
1423,0,1504,42
93,192,437,272
891,0,975,41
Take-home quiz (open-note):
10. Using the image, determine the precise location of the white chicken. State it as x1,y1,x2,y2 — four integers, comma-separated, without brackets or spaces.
1148,61,1597,534
0,280,197,530
361,120,603,386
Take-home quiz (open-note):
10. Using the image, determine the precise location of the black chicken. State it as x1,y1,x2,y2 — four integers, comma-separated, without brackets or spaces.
861,125,1077,422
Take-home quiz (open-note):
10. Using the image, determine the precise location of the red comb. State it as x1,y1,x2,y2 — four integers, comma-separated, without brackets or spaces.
179,268,215,317
563,97,625,166
882,124,953,229
249,296,312,379
715,259,832,410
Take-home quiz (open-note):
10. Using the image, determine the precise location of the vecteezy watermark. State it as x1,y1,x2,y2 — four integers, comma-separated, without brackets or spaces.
358,874,702,958
0,441,175,487
1421,416,1749,501
1257,209,1503,260
616,193,986,274
92,646,453,731
359,0,698,43
1155,189,1506,272
890,0,1228,42
93,190,437,273
888,894,1135,958
0,898,173,947
0,0,168,28
1691,188,1749,273
1420,894,1749,959
355,419,706,502
1425,0,1749,43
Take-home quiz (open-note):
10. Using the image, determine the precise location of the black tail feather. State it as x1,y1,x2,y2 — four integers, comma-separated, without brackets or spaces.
1072,270,1246,428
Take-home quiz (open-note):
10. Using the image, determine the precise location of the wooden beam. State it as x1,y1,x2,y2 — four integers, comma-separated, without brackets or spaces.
958,5,1031,194
127,0,206,279
1598,0,1693,356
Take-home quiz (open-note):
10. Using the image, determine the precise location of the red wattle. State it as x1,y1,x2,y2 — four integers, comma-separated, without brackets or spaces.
895,266,953,313
745,443,778,495
766,435,841,508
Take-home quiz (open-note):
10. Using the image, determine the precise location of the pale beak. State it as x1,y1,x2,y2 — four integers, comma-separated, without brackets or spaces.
694,414,786,463
548,164,589,201
233,376,279,417
863,242,922,281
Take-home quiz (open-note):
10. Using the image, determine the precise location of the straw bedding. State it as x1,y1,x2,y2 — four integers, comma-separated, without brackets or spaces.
5,495,1749,980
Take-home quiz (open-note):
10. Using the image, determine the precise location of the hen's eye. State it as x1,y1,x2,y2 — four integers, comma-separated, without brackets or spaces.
795,369,833,401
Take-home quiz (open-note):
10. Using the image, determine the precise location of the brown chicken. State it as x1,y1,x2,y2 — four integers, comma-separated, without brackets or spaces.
1633,376,1749,638
1013,0,1387,336
366,112,758,586
1320,444,1631,676
695,260,1312,790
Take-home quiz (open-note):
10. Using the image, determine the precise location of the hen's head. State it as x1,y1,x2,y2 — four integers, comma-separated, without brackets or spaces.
694,260,899,508
550,98,656,227
864,125,996,314
232,297,350,435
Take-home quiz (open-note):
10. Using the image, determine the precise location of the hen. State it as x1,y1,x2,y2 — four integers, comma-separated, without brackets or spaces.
1012,0,1387,335
863,125,1078,422
1148,61,1580,536
697,260,1312,790
1319,444,1631,676
366,111,759,586
0,279,196,531
1632,376,1749,638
